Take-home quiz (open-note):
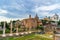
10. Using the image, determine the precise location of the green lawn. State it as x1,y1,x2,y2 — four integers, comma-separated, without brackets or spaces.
0,34,53,40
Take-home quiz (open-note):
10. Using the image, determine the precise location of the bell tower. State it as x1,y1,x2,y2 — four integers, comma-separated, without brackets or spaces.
29,15,31,19
35,14,39,19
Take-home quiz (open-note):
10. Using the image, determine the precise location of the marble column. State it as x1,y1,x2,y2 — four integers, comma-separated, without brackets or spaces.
9,21,13,36
2,21,6,37
16,22,19,35
16,27,19,35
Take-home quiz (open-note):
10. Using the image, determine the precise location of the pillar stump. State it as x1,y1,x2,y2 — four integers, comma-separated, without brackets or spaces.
9,21,13,36
2,22,6,37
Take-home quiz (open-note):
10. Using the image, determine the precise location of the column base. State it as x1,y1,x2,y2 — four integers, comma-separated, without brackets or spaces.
25,32,28,34
2,34,6,37
16,33,19,35
21,33,24,35
29,31,32,33
9,34,13,36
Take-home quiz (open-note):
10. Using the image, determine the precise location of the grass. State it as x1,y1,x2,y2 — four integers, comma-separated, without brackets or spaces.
0,34,53,40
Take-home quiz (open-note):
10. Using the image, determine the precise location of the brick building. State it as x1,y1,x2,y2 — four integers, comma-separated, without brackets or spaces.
21,14,42,30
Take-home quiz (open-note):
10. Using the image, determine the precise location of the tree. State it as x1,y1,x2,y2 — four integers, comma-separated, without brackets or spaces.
42,20,48,25
0,22,4,28
58,20,60,25
37,25,44,31
6,22,10,29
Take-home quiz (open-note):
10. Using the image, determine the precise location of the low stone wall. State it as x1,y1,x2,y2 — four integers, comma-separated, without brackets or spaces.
0,31,35,37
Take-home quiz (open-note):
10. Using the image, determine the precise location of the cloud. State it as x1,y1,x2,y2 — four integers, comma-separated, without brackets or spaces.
0,16,25,22
34,4,60,12
36,11,54,17
2,0,26,10
0,16,10,22
32,3,60,18
0,0,60,21
0,9,8,14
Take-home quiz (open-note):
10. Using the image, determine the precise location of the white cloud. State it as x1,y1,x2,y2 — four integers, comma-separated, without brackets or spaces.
0,9,8,14
32,4,60,17
0,16,25,23
36,11,54,17
57,13,60,18
0,16,10,22
34,4,60,12
3,1,25,10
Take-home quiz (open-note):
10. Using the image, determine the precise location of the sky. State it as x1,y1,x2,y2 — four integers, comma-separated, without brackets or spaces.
0,0,60,22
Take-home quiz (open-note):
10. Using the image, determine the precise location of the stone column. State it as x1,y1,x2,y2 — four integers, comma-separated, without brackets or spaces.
53,26,56,40
2,21,6,37
16,22,19,35
9,21,13,36
44,26,46,33
53,34,55,40
29,27,31,31
29,27,32,34
16,27,19,35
